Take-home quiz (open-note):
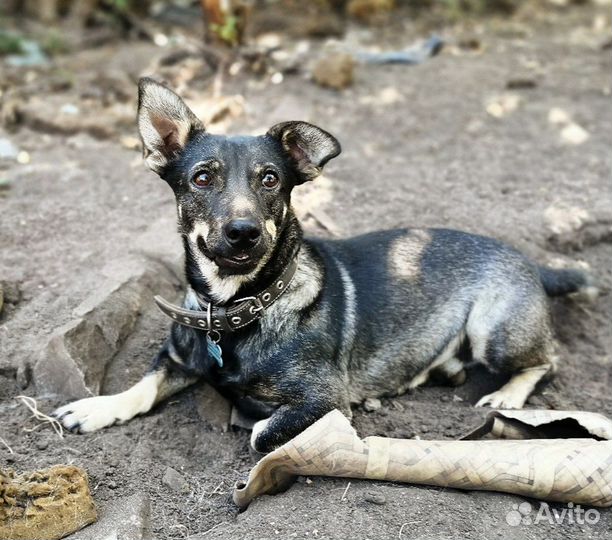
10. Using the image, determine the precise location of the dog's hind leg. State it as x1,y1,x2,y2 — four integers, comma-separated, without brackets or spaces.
468,286,558,409
403,332,466,392
475,363,554,409
53,349,198,433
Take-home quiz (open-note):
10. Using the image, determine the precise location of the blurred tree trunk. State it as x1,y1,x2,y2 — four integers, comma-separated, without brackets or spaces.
68,0,99,26
26,0,58,22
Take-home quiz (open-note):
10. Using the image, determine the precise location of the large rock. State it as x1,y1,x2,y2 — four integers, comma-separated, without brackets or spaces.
0,211,182,397
32,257,178,399
0,465,97,540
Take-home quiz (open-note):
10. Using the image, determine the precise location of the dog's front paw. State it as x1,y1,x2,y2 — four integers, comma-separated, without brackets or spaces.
475,390,525,410
249,418,271,453
53,396,126,433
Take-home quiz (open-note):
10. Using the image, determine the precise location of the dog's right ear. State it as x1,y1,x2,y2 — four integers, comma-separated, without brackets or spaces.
137,77,204,174
267,121,341,184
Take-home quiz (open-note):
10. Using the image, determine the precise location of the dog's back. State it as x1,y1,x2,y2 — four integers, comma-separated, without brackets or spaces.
312,227,589,405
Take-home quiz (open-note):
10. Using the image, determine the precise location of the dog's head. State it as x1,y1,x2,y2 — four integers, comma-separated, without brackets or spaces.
137,78,340,281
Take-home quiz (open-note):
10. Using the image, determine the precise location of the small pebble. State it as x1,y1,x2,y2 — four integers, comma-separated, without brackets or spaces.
363,397,382,412
561,122,589,145
35,440,48,451
312,53,354,90
107,480,118,489
162,466,189,493
364,491,386,505
60,103,79,115
548,107,570,125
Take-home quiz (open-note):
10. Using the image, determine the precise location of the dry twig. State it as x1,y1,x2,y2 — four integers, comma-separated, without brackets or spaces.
340,481,351,501
15,395,64,439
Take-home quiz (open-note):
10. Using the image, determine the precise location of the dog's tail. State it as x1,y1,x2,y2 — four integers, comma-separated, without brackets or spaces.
538,265,599,301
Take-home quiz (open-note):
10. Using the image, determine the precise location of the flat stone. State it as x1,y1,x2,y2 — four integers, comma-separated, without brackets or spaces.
162,466,190,493
65,492,151,540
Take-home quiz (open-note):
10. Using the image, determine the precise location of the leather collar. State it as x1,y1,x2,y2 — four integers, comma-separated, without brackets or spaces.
154,256,299,333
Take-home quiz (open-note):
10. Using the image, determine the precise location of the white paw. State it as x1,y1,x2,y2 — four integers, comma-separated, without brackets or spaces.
475,391,525,410
53,395,129,433
250,418,270,452
54,374,160,433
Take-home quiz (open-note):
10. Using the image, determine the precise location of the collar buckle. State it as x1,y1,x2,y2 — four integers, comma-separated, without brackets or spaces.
234,295,264,315
249,297,264,315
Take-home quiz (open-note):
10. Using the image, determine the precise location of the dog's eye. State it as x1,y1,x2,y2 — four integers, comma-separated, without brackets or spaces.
261,171,279,189
193,172,212,188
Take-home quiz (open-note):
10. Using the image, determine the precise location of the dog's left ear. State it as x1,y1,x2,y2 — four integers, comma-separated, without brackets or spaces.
267,121,341,183
137,77,204,174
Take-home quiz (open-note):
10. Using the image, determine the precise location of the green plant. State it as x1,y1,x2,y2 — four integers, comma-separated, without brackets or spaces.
0,31,23,55
210,15,240,46
109,0,130,11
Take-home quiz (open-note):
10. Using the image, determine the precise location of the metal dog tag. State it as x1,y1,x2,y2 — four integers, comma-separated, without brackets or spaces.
207,334,223,367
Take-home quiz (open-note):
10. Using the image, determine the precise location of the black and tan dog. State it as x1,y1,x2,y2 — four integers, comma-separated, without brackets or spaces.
54,79,597,453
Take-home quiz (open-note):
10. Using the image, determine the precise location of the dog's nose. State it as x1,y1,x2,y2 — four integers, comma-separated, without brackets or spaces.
223,219,261,249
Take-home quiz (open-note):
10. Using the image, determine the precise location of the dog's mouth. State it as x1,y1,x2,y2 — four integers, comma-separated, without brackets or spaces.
216,252,255,269
197,236,260,273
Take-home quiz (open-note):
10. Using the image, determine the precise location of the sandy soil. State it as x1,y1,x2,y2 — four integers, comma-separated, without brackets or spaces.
1,4,611,539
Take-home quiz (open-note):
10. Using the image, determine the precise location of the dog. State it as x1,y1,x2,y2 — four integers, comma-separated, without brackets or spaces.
53,78,597,453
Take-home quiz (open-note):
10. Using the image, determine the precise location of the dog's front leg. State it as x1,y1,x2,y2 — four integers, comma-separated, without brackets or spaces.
53,345,198,433
250,399,348,454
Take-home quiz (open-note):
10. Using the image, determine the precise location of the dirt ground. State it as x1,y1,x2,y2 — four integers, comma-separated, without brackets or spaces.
1,3,611,539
